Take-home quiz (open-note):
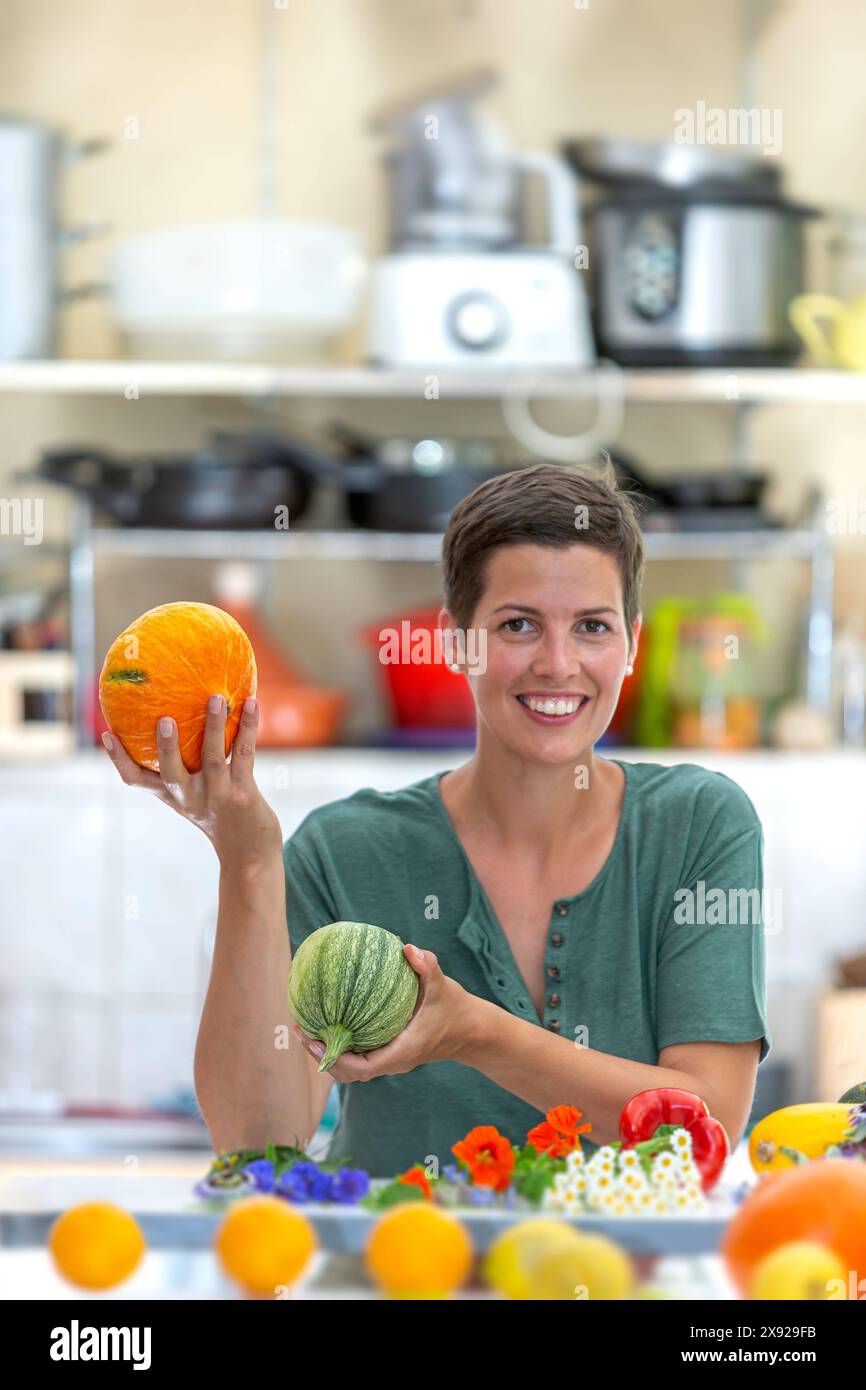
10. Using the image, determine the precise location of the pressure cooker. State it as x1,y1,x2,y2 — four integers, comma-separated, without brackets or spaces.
563,137,821,366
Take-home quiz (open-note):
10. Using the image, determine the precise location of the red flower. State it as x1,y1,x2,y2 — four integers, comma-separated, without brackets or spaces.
452,1125,516,1192
398,1165,433,1199
526,1104,593,1158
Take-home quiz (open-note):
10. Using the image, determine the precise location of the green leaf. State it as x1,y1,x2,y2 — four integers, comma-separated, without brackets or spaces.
510,1146,567,1202
360,1182,426,1212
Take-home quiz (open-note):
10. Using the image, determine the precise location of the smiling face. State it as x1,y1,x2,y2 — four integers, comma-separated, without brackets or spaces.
442,542,640,765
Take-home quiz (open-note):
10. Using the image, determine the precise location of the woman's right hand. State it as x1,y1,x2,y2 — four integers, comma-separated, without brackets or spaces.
101,693,284,871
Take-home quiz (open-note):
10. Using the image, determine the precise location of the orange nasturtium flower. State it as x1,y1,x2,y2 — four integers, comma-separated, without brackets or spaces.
398,1165,433,1200
451,1126,516,1192
526,1104,593,1158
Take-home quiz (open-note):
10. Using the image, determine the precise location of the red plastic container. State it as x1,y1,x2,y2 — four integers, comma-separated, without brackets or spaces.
358,606,477,728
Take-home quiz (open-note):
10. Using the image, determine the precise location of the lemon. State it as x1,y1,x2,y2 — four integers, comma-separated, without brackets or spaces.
528,1231,635,1301
48,1201,146,1290
365,1203,473,1298
749,1240,848,1300
215,1196,316,1296
483,1219,585,1300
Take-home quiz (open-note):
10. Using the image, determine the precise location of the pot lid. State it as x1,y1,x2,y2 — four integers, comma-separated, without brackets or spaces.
562,135,783,191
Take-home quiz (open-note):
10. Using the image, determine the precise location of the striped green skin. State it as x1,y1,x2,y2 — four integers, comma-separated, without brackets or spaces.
287,921,419,1071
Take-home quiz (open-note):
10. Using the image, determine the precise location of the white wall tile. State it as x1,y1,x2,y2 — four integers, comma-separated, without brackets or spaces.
116,1005,199,1109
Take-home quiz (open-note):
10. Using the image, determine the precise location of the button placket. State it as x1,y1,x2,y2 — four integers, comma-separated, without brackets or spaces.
544,900,571,1031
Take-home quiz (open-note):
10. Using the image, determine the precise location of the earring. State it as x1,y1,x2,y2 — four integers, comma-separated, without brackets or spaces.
626,664,634,675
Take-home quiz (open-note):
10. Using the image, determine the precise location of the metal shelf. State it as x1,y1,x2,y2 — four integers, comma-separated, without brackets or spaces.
81,524,823,563
2,359,866,402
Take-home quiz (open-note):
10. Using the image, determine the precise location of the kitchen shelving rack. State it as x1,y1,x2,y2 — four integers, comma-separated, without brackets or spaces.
1,360,841,748
62,492,834,750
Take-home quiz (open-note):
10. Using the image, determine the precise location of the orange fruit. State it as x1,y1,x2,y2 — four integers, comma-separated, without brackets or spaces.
722,1159,866,1297
365,1203,473,1298
48,1201,145,1290
215,1196,316,1296
99,601,256,772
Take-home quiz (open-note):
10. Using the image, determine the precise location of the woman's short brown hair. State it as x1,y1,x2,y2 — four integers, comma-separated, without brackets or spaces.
441,459,645,635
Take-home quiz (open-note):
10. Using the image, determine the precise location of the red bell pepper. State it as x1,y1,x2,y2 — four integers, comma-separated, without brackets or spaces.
618,1087,730,1192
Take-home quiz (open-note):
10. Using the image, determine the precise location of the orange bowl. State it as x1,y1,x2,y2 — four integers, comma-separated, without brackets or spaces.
255,684,347,747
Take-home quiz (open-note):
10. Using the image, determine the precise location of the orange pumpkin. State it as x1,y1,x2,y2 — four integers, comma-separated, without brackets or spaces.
722,1159,866,1297
99,601,256,772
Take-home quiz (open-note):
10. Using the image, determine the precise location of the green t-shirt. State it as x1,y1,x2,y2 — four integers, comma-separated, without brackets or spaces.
283,758,771,1177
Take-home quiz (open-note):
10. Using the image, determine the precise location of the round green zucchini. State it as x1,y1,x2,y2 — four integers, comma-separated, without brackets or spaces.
287,920,419,1071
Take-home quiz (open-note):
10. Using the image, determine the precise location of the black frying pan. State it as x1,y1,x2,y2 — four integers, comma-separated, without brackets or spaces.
27,430,341,529
609,452,768,511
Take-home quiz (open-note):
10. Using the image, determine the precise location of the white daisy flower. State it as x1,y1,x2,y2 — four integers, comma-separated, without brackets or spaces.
589,1172,614,1192
621,1169,646,1189
653,1151,676,1173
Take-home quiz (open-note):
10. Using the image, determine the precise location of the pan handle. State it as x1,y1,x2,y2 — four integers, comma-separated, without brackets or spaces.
36,445,136,496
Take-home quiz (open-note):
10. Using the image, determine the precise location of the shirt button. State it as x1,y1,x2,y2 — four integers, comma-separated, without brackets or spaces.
555,903,569,917
546,1018,561,1032
551,932,564,948
546,964,560,980
548,993,561,1007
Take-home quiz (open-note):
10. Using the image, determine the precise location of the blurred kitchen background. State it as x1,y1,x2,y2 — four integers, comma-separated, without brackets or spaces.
2,0,866,1162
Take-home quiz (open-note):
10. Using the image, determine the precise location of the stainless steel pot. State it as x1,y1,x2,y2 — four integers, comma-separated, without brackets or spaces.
0,117,107,358
331,425,503,532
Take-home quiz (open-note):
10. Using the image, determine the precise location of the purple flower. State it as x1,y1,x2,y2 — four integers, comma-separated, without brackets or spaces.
276,1168,313,1203
442,1164,463,1184
465,1185,495,1206
330,1168,370,1203
276,1160,335,1203
193,1169,255,1201
244,1159,276,1193
277,1169,315,1201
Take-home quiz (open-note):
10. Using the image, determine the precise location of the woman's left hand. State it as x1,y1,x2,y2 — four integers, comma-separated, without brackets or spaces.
290,943,478,1082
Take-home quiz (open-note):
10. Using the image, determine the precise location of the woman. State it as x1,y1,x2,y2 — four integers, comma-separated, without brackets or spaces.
103,462,771,1174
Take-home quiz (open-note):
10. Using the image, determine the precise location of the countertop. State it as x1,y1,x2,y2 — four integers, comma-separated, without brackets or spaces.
2,744,865,788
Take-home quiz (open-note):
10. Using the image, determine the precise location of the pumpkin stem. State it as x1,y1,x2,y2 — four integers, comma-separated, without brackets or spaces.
317,1024,354,1072
107,668,148,685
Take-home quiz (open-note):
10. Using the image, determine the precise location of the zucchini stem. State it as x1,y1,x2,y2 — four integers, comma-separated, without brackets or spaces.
317,1024,354,1072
